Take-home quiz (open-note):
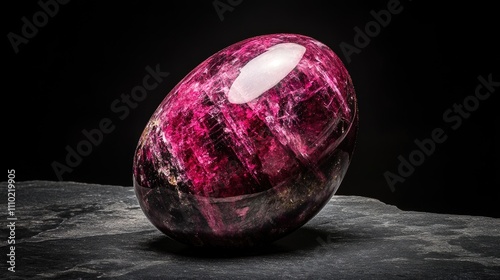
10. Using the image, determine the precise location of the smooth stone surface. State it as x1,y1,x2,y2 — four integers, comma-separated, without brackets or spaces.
134,33,358,247
1,181,499,279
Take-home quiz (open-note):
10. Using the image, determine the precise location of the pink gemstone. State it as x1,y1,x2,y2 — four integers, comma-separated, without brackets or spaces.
133,33,358,247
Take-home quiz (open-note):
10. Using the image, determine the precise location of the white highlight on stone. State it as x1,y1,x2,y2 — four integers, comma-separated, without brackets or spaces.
228,43,306,104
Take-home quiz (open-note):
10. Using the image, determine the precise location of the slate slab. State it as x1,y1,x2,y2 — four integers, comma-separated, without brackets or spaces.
1,181,499,279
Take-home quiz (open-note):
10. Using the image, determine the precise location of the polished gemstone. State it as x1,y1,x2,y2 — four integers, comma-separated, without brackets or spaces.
133,33,358,247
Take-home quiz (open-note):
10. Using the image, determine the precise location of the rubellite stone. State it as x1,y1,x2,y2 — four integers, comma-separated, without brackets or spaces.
133,34,358,247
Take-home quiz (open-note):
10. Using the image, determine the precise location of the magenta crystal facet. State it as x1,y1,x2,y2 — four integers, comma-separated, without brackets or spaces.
133,34,358,247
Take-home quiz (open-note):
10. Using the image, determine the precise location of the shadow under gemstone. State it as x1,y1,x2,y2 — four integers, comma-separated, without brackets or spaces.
144,226,364,259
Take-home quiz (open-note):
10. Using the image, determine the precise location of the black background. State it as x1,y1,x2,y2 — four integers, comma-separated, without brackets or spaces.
4,1,499,217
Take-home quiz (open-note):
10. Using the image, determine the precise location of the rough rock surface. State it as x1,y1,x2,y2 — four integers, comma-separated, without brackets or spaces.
1,181,499,279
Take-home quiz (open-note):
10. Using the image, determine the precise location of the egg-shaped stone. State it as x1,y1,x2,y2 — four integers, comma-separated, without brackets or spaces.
133,33,358,247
